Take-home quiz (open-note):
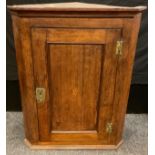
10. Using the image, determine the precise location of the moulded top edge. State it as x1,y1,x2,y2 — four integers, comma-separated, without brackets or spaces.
7,2,147,12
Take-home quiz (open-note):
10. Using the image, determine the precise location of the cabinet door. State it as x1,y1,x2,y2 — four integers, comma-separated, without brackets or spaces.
31,27,121,144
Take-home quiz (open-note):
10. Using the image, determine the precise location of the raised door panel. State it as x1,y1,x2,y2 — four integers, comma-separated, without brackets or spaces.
49,44,102,132
31,28,121,144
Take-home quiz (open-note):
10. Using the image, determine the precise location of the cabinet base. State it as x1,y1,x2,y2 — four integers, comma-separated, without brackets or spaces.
24,138,123,150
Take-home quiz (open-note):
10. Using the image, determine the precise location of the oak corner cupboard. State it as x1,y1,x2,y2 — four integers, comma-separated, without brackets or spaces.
8,2,146,149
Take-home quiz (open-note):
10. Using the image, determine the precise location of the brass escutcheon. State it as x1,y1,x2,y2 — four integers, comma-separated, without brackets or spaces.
36,87,45,104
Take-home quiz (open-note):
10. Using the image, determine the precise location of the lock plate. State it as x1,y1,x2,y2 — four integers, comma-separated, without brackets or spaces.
36,88,45,104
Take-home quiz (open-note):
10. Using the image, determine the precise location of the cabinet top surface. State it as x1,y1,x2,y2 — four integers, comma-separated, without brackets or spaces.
8,2,146,12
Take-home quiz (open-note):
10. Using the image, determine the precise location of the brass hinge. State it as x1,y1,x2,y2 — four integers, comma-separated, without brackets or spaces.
106,122,113,134
36,87,46,104
116,40,123,56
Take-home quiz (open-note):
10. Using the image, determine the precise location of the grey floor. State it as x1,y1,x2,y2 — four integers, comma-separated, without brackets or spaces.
6,112,148,155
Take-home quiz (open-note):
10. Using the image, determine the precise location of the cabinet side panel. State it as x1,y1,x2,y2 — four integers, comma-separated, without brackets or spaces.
11,15,39,142
112,14,142,144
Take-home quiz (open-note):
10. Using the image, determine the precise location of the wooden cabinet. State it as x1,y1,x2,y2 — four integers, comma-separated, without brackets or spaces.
8,2,146,149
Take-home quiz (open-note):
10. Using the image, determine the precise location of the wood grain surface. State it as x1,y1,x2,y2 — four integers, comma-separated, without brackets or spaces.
9,3,146,149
